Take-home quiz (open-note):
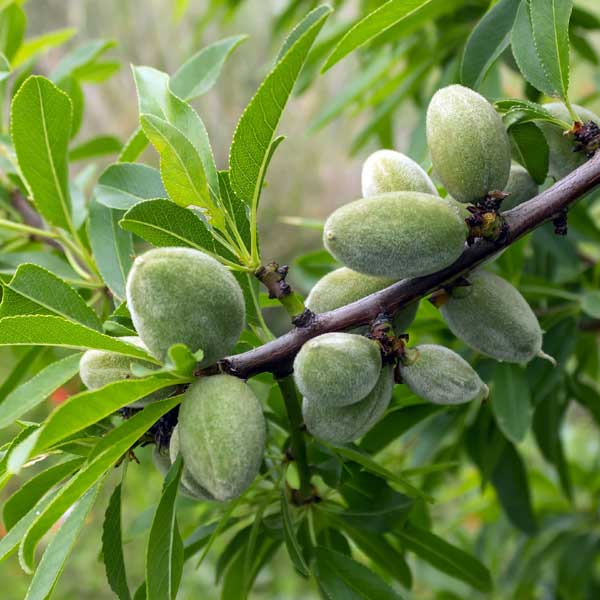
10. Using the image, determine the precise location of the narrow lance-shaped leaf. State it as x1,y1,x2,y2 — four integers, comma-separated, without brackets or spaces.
18,396,183,573
229,5,331,204
0,263,102,330
12,28,76,68
11,76,74,232
529,0,573,101
280,491,309,577
103,482,132,600
0,314,157,360
510,122,549,184
460,0,520,89
69,135,122,162
0,352,83,430
95,163,166,211
24,482,104,600
88,198,133,300
146,456,185,600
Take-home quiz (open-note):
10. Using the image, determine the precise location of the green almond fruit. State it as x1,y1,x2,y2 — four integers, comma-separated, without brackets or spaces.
440,270,543,363
399,344,488,405
169,425,215,501
502,164,538,210
302,365,394,444
126,247,245,364
323,192,468,279
178,374,266,501
427,84,511,204
362,149,438,197
79,336,172,407
306,267,419,334
294,332,382,407
538,102,600,180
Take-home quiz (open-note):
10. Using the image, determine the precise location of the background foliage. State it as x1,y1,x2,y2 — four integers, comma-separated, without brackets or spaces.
0,0,600,598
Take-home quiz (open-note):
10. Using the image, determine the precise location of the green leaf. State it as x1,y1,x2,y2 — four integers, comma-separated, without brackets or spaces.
460,0,520,89
0,252,81,286
397,523,492,592
0,347,42,402
229,5,330,204
0,52,10,81
95,163,166,211
18,395,182,573
0,3,25,62
314,546,404,600
119,127,148,163
120,199,215,253
51,39,116,84
12,28,76,68
146,456,184,600
0,352,82,430
496,98,569,129
0,314,158,361
24,482,102,600
11,76,74,231
218,170,250,249
57,75,84,138
510,122,549,184
0,264,102,329
341,523,412,589
511,2,555,97
280,491,309,577
69,135,122,162
529,0,573,101
140,113,214,211
490,440,537,534
88,198,133,300
103,482,132,600
3,456,84,531
322,0,444,72
581,290,600,318
171,35,247,100
491,363,532,444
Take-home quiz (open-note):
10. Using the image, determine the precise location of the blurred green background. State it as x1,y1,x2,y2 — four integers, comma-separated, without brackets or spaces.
1,1,600,598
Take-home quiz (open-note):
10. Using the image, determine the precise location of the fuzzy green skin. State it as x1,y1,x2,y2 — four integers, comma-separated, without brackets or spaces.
302,365,393,444
79,336,172,407
126,247,245,364
399,344,488,405
324,192,468,279
361,150,438,197
440,270,542,363
502,164,538,210
168,425,215,500
426,84,511,204
306,267,419,333
538,103,600,180
294,332,382,408
178,374,266,501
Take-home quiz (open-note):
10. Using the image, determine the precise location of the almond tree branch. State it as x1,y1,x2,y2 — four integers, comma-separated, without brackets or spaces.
219,153,600,379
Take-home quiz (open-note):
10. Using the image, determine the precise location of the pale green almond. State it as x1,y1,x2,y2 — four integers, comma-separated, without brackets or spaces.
302,365,394,444
323,192,468,279
399,344,488,405
178,374,266,501
440,270,543,363
294,332,382,407
306,267,419,334
538,102,600,180
502,164,538,210
361,149,438,197
427,84,511,203
126,247,245,365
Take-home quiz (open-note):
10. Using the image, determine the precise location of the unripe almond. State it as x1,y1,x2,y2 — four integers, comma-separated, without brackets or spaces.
361,149,438,197
440,270,543,363
399,344,488,405
502,164,538,210
306,267,419,333
323,192,468,279
426,84,511,203
178,374,266,501
79,336,172,407
538,102,600,180
294,332,382,407
126,247,245,364
302,365,393,443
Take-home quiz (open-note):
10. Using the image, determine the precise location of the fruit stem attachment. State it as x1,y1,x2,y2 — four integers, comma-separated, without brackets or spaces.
255,262,314,326
277,374,313,504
